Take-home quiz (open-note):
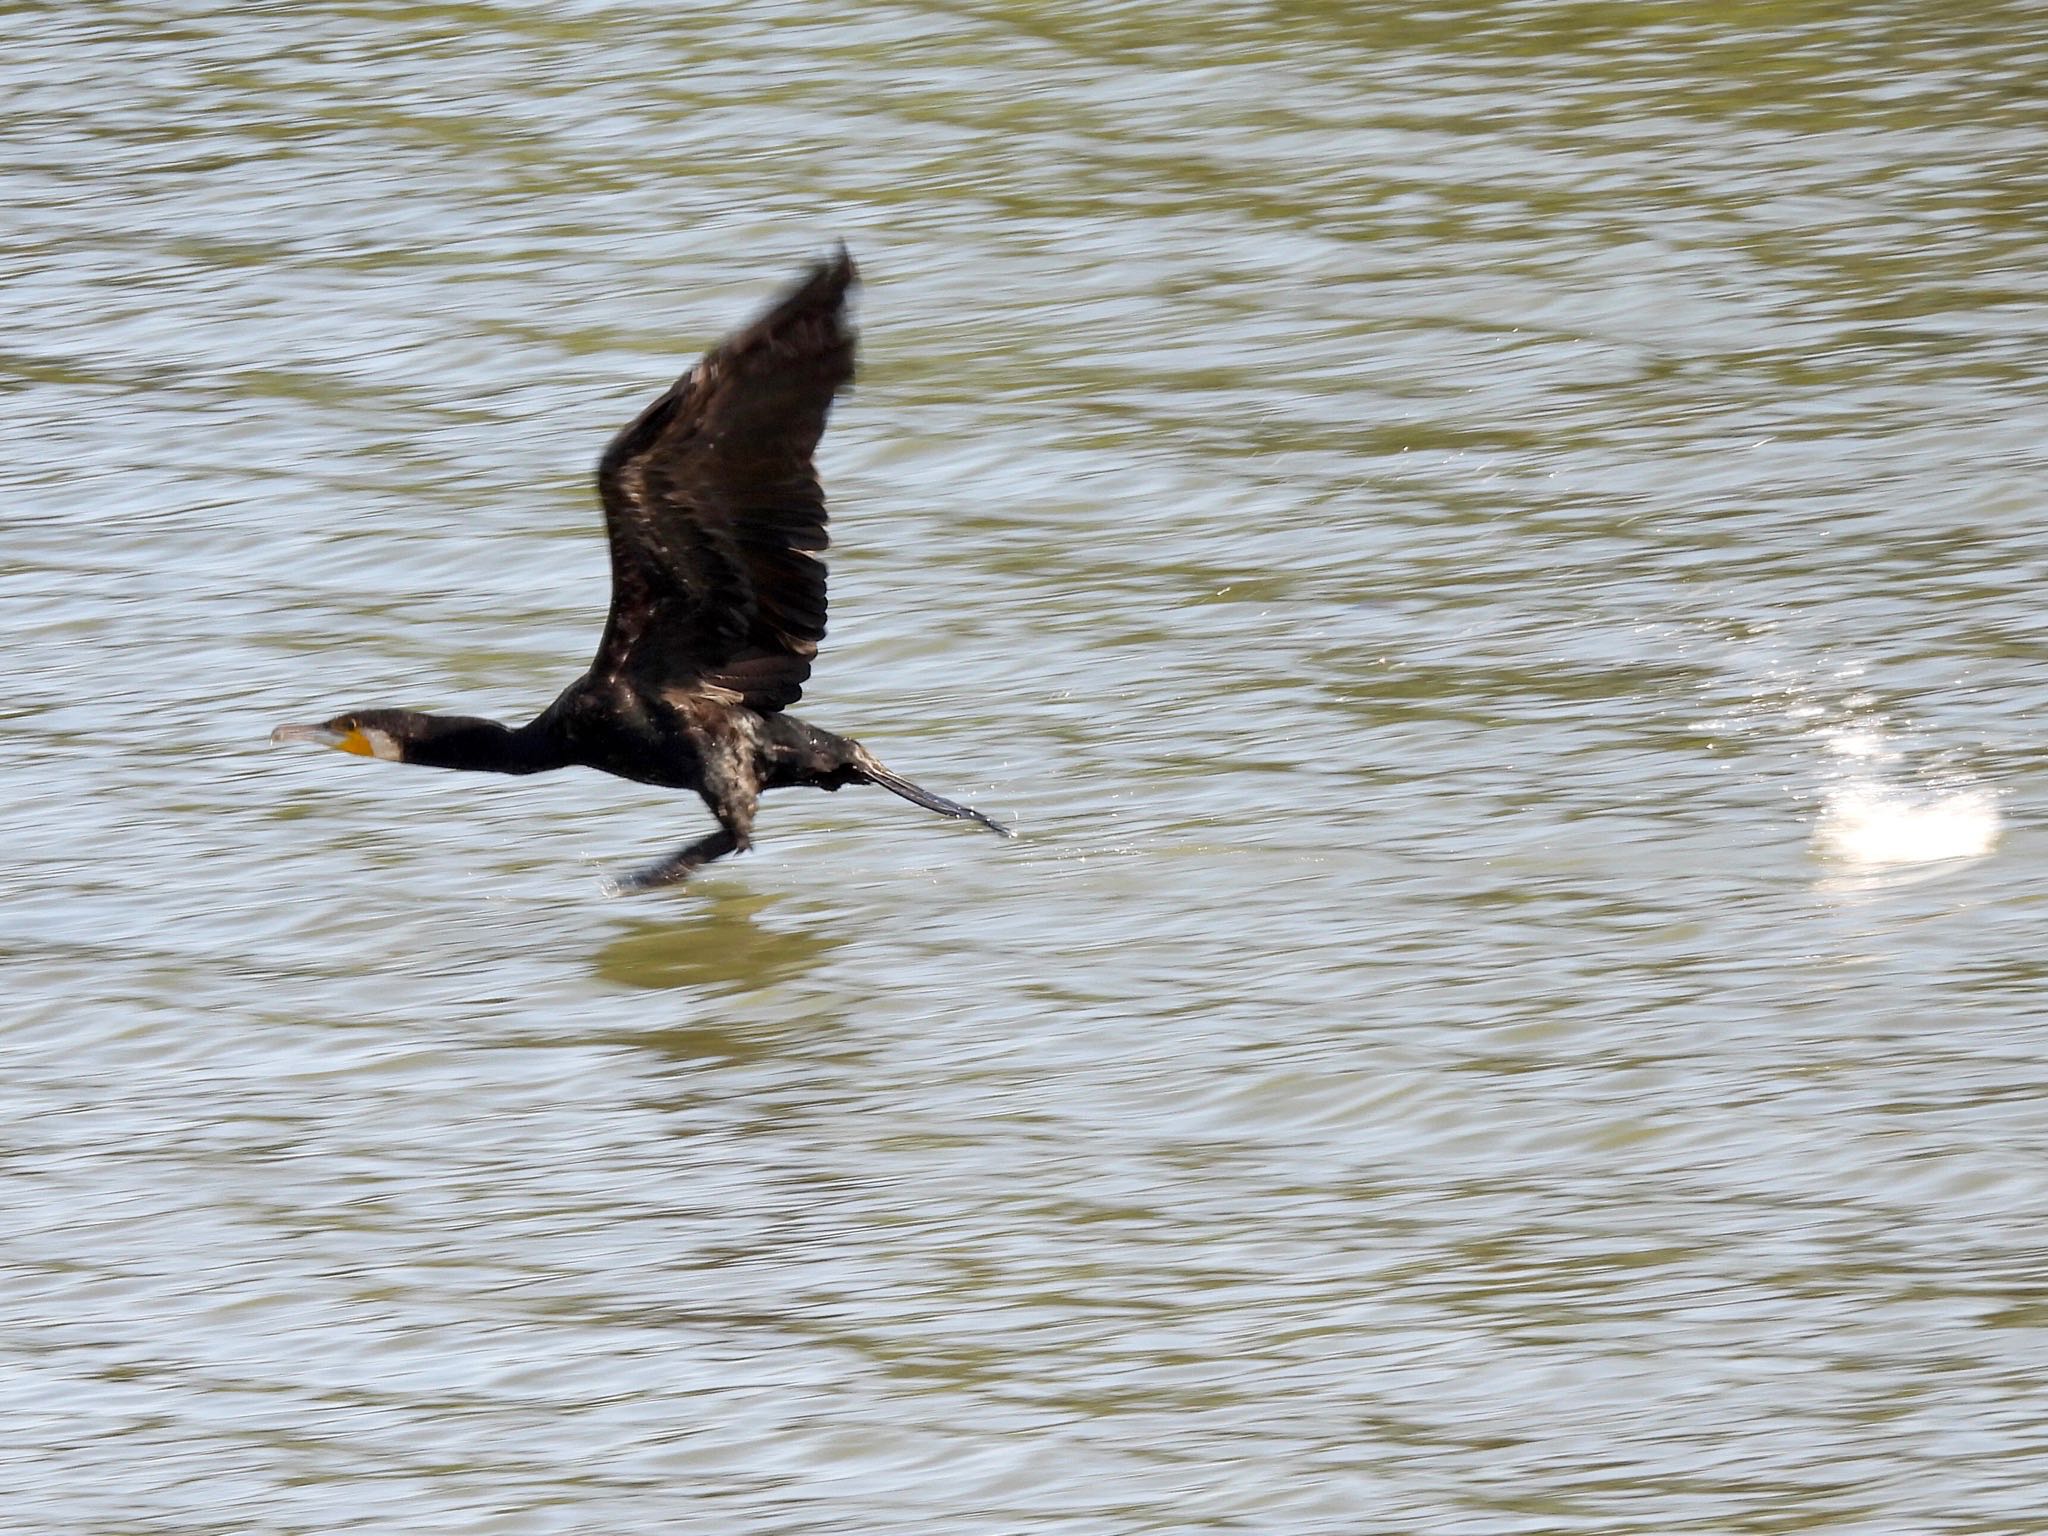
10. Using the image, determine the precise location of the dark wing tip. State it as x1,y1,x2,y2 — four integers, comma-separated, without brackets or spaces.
826,240,858,288
728,246,858,353
815,240,857,296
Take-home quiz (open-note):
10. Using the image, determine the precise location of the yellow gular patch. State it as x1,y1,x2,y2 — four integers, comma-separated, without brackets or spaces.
337,728,376,757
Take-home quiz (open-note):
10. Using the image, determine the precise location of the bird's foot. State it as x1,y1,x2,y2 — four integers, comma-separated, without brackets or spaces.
602,859,695,896
602,828,742,895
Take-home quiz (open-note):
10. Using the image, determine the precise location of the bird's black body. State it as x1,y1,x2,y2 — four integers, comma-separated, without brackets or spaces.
273,248,1009,890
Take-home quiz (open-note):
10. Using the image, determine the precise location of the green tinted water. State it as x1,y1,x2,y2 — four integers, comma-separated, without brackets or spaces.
5,3,2046,1531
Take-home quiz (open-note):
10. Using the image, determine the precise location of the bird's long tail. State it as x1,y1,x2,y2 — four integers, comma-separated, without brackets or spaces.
853,749,1013,838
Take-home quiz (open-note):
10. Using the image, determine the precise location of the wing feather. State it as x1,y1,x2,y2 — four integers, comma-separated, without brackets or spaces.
592,246,857,712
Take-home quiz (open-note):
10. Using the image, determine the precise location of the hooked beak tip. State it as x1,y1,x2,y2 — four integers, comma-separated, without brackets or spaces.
271,723,341,748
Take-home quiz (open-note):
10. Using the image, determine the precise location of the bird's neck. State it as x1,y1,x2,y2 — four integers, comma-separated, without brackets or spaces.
398,713,568,776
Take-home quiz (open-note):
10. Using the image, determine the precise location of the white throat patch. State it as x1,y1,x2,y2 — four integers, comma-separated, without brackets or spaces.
362,727,404,761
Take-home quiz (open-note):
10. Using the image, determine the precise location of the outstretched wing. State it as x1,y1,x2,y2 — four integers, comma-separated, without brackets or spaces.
591,245,857,713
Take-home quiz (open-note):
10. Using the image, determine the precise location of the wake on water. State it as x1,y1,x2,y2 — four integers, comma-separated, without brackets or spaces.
1812,726,2000,871
1676,621,2002,880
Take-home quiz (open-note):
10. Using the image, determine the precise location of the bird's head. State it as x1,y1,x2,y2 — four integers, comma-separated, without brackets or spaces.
269,709,418,762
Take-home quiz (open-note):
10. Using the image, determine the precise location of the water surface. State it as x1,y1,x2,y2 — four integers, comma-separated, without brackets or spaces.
5,3,2046,1531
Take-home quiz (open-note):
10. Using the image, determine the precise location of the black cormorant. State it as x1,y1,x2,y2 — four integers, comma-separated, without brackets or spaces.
272,247,1010,891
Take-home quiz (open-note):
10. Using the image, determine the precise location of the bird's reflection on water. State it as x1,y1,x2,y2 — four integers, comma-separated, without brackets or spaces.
591,886,844,1001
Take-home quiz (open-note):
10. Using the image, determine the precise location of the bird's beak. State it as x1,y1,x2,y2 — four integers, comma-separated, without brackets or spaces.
271,723,378,756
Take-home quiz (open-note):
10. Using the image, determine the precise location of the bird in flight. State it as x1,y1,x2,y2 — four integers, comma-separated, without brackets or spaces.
273,246,1010,891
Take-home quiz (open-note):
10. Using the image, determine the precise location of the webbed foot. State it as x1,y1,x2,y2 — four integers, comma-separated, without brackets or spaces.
604,828,741,894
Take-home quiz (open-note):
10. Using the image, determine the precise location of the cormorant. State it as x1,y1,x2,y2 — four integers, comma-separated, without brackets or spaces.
272,246,1010,891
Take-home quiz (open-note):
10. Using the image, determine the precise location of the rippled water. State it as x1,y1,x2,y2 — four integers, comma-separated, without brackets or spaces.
7,3,2047,1531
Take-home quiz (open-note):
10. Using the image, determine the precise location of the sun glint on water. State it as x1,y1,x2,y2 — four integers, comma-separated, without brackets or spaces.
1813,729,2001,868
